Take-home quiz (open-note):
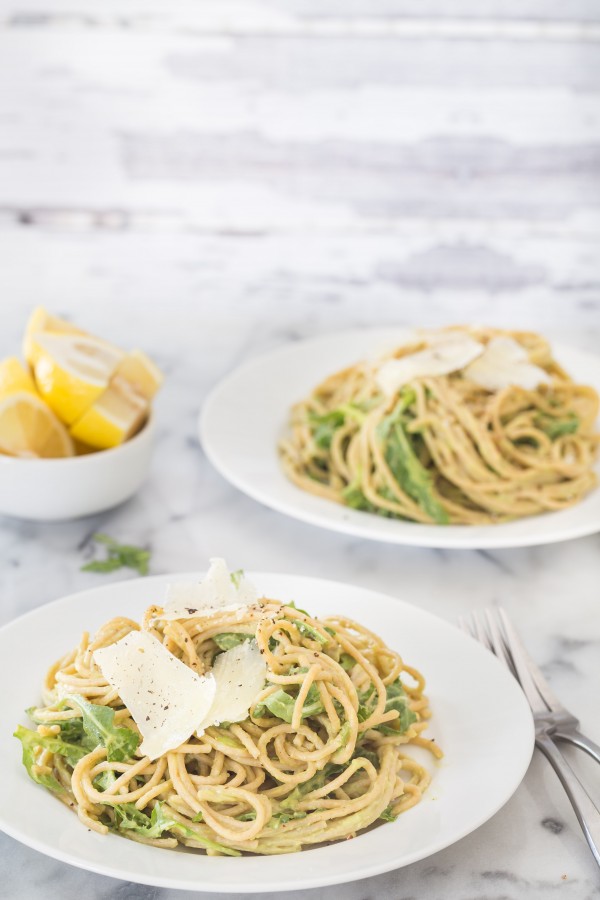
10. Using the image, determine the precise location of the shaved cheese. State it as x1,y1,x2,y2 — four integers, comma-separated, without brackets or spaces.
160,558,258,621
464,336,550,392
199,641,267,730
376,335,483,396
93,631,216,761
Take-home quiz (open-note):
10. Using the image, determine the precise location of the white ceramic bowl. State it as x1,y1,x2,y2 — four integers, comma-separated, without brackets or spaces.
0,415,155,521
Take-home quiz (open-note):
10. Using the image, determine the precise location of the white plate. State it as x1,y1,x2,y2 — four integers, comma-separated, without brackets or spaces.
1,573,534,893
200,329,600,549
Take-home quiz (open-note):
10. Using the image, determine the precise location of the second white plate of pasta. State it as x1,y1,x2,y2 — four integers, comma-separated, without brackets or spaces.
200,328,600,548
1,571,533,892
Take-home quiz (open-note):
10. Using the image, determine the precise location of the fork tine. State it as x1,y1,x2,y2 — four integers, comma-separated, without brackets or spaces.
482,609,515,672
492,608,550,715
498,608,566,715
470,611,493,651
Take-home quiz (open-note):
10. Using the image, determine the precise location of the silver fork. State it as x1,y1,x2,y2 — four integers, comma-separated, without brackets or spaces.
460,607,600,868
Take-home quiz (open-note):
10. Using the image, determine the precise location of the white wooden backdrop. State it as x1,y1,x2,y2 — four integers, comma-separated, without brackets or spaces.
0,0,599,349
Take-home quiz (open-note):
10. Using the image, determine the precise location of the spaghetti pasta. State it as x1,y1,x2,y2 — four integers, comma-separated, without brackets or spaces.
279,326,599,525
16,595,440,855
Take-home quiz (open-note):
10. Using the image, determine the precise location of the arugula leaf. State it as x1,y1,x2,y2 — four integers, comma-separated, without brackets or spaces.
229,569,244,589
14,725,88,793
27,708,100,751
356,680,416,734
280,762,347,811
94,769,117,792
339,652,355,672
212,632,254,651
62,694,139,763
209,727,245,749
342,479,379,513
376,679,417,736
282,604,329,646
380,805,398,822
535,413,579,440
377,402,448,524
337,721,352,748
82,533,150,576
352,747,380,770
55,717,87,744
113,801,239,855
295,620,329,646
357,684,375,723
235,810,256,822
255,683,325,723
286,600,311,617
309,409,346,449
269,809,308,829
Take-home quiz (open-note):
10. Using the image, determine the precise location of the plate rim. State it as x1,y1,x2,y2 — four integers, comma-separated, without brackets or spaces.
199,328,600,550
0,571,535,892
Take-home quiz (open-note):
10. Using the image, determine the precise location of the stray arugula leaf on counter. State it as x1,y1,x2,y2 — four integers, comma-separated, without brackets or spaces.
81,533,150,576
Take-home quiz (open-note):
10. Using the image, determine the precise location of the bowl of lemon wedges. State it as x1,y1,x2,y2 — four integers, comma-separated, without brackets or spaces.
0,308,163,521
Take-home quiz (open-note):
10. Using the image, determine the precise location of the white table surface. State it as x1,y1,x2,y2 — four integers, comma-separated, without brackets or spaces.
1,2,599,898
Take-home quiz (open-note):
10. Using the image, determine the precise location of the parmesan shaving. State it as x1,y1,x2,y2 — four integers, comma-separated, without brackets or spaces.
376,335,483,396
464,336,551,392
159,558,258,621
94,631,216,761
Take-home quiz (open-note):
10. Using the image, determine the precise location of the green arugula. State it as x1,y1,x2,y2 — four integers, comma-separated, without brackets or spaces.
81,534,150,576
280,762,347,811
377,399,448,524
534,413,579,440
309,409,345,449
352,747,380,770
212,632,254,651
94,769,117,792
286,600,311,617
379,805,398,822
377,679,418,736
112,801,239,855
356,679,417,735
229,569,244,588
269,809,308,829
61,694,139,762
254,683,325,723
341,478,379,513
14,725,88,794
339,652,356,672
283,603,329,646
234,810,256,822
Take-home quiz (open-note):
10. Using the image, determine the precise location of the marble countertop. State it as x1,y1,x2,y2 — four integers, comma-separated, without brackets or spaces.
1,304,599,900
1,2,600,898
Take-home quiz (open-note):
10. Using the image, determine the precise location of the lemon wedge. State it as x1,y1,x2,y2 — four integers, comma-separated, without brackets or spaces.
115,350,163,401
23,306,85,368
70,376,148,449
0,391,74,458
0,357,38,400
32,332,124,425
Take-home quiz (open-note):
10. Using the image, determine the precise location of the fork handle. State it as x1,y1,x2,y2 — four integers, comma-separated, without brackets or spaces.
536,733,600,867
553,730,600,766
